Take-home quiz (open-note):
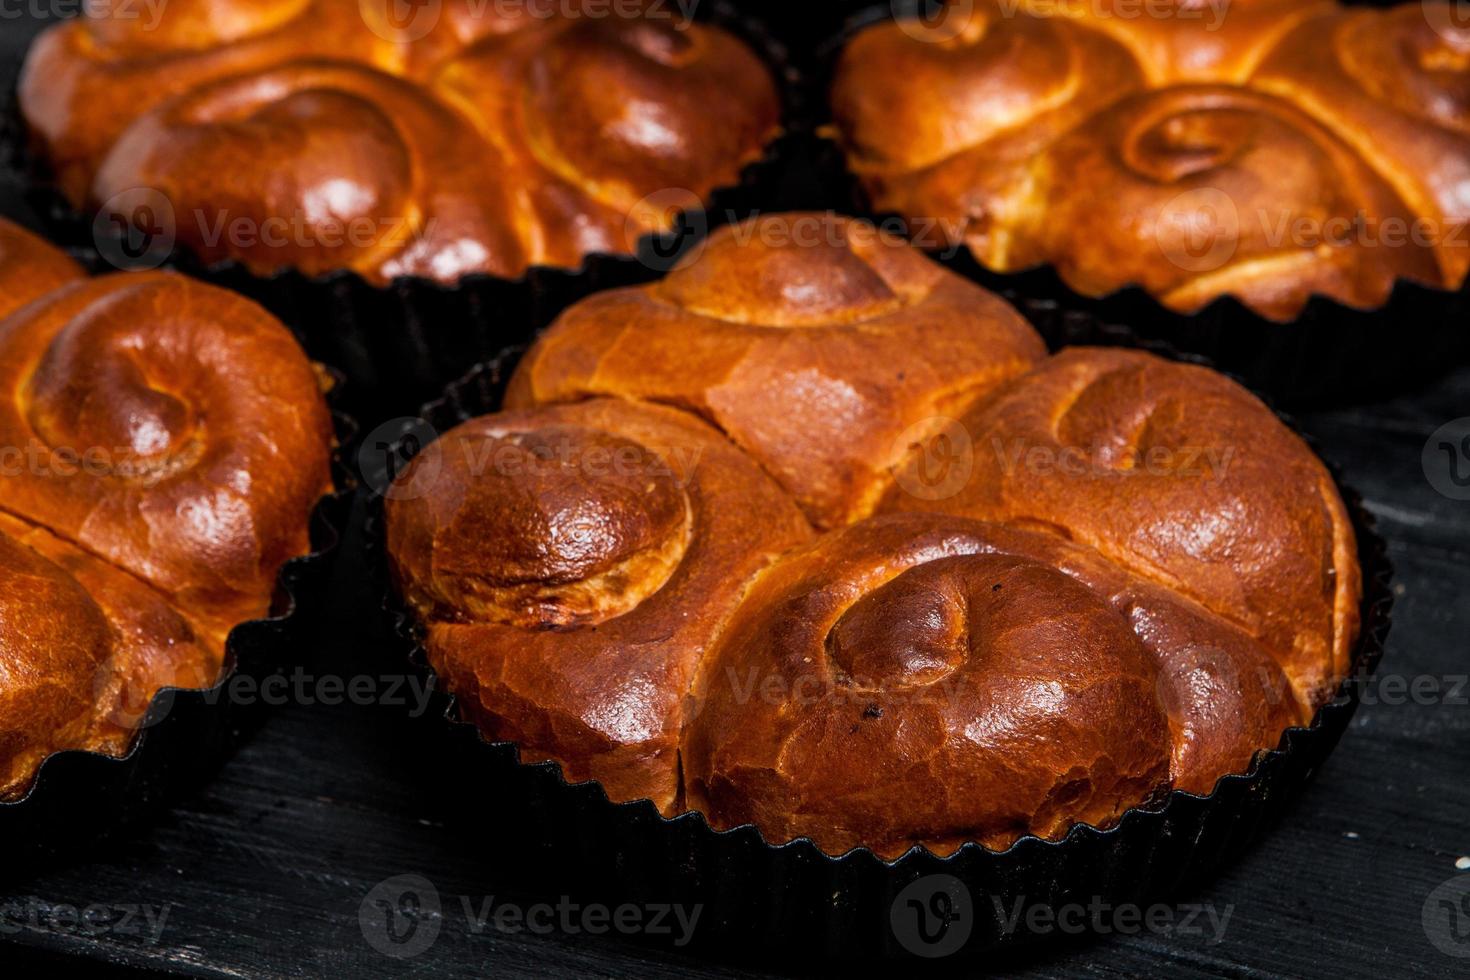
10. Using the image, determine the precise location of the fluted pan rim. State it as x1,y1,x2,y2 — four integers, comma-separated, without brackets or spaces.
0,373,357,815
369,330,1393,869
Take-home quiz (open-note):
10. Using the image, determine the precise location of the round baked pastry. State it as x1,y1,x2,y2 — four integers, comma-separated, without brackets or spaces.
507,213,1047,528
386,213,1362,855
882,347,1360,708
386,398,813,812
0,513,217,800
683,514,1306,859
0,219,334,800
19,0,781,283
0,219,86,318
830,0,1469,321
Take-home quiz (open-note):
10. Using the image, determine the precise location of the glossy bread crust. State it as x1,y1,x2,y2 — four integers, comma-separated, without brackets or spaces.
0,219,334,800
683,514,1307,859
386,215,1360,855
386,398,813,812
507,213,1047,528
882,347,1360,707
0,220,87,319
19,0,781,284
0,513,219,800
830,0,1470,321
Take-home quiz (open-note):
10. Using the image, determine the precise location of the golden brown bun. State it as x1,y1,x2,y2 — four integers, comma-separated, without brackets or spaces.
93,62,528,282
18,2,387,203
386,398,812,812
0,221,85,320
882,347,1360,707
387,215,1360,854
0,524,112,800
683,513,1305,859
0,218,334,798
830,0,1466,320
20,1,780,283
1252,6,1470,287
506,214,1046,528
431,16,781,271
0,268,335,641
0,514,218,801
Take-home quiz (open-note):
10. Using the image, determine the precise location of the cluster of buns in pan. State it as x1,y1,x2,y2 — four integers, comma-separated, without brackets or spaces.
19,0,780,283
831,0,1470,321
385,214,1362,858
22,0,1466,322
0,219,334,800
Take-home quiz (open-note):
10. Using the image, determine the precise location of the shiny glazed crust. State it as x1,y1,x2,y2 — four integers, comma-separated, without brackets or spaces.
386,398,813,811
507,214,1047,528
830,0,1470,321
683,514,1308,858
386,214,1362,856
19,0,781,284
0,219,334,800
882,346,1361,707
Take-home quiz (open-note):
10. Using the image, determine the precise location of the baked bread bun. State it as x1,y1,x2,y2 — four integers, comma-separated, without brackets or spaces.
830,0,1467,321
0,513,218,800
683,514,1306,859
386,398,812,811
20,0,780,283
507,213,1047,528
386,213,1361,854
0,220,86,319
0,219,334,799
881,347,1360,708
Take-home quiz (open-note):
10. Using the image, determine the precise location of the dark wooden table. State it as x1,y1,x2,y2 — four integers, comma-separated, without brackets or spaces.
3,11,1469,979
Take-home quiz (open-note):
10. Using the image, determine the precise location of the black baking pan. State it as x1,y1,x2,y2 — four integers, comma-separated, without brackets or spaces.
0,393,357,875
361,329,1393,960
